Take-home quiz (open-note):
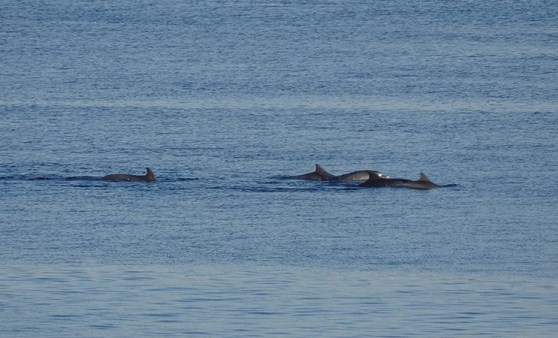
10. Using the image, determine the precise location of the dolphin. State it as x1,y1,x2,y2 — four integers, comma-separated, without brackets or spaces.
289,164,336,181
359,171,440,190
102,167,156,182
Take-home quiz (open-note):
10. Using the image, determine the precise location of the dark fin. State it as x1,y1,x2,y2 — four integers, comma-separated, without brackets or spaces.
145,167,155,181
418,172,432,182
315,164,335,180
315,164,327,174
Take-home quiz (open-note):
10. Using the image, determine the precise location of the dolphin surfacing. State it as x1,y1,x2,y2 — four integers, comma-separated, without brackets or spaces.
289,164,336,181
290,164,388,181
102,167,156,182
359,171,440,190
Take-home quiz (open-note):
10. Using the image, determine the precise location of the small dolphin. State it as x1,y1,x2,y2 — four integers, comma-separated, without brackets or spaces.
289,164,336,181
359,171,440,190
102,167,156,182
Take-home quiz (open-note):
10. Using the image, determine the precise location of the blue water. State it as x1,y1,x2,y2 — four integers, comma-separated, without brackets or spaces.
1,1,557,336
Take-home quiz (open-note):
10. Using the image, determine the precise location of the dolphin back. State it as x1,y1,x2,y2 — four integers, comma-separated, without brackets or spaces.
103,167,155,182
359,171,440,190
290,164,336,180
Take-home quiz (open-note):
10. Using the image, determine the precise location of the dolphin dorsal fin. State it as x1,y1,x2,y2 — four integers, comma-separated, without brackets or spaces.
315,164,335,179
315,164,327,173
145,167,155,181
418,172,432,182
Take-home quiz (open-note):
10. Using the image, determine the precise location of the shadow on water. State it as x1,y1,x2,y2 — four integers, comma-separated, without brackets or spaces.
65,176,102,181
1,174,102,181
269,175,459,191
0,174,458,192
0,175,198,182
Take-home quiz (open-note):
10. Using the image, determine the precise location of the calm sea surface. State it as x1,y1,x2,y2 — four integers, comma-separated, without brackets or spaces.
1,1,557,336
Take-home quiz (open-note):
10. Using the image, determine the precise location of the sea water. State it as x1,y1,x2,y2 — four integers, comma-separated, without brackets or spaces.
1,1,557,336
